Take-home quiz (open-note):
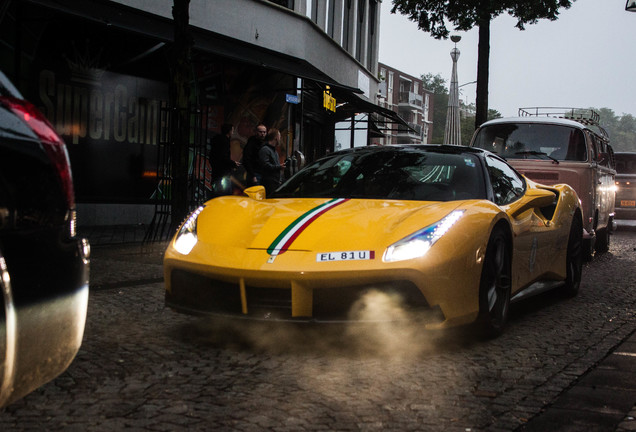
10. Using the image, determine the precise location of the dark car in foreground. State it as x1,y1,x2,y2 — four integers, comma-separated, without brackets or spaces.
0,71,89,407
614,152,636,220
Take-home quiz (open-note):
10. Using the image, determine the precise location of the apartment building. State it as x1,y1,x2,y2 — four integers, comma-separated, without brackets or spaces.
376,62,434,145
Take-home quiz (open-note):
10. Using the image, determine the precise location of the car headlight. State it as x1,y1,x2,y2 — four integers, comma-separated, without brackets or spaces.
174,206,205,255
383,210,464,262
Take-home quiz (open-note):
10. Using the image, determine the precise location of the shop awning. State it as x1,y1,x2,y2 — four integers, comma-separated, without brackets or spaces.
330,89,410,129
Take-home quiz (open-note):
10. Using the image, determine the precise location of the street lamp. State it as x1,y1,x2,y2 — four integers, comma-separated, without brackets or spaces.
444,35,462,145
627,0,636,11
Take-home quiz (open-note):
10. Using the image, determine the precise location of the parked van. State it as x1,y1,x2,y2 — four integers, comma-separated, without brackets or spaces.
470,108,616,257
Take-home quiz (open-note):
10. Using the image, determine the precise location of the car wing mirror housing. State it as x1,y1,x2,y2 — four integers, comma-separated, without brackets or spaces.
244,185,266,200
509,188,556,218
597,152,609,165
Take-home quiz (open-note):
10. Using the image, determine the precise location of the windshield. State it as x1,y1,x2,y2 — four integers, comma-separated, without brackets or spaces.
472,123,587,162
272,149,486,201
615,153,636,174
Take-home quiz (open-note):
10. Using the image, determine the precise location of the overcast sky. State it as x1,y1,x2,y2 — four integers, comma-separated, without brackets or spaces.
378,0,636,118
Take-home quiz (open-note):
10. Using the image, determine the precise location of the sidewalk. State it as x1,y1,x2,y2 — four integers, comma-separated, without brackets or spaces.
518,330,636,431
81,225,636,432
78,223,152,246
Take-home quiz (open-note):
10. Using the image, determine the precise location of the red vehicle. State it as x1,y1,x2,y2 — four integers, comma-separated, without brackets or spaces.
471,108,616,257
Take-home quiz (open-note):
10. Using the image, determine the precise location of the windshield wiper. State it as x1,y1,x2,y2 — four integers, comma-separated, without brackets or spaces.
514,150,559,164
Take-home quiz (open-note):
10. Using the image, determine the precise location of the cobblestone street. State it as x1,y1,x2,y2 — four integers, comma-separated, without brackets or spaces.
1,226,635,431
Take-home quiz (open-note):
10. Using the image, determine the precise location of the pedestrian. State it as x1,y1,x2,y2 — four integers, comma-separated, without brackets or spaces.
241,123,267,186
208,123,239,197
257,128,286,195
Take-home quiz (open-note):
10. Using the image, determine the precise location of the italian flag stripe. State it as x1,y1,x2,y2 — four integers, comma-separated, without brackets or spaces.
267,198,349,256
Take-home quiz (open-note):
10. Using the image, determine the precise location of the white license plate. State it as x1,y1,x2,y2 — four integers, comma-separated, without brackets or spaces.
316,250,375,262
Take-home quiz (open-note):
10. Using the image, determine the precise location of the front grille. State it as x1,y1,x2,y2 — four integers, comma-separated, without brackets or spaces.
168,270,243,314
245,286,291,317
167,270,440,323
313,281,430,320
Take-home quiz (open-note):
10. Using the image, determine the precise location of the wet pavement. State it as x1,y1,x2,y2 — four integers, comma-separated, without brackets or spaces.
0,223,634,431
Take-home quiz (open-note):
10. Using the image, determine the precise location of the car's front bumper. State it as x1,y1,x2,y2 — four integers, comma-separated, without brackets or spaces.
165,267,446,325
164,243,483,329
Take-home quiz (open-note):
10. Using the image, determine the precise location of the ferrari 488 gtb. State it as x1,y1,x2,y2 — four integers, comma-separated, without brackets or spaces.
164,145,583,336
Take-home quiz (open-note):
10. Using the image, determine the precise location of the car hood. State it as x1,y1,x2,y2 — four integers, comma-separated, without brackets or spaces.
195,196,464,253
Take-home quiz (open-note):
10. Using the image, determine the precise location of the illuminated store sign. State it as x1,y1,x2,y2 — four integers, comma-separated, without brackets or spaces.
323,87,336,112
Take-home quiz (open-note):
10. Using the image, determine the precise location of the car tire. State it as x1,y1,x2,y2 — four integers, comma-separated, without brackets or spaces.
477,228,512,338
594,226,610,254
562,215,583,297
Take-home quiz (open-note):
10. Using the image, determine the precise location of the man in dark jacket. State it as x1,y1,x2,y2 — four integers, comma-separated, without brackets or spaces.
257,128,285,194
241,123,267,186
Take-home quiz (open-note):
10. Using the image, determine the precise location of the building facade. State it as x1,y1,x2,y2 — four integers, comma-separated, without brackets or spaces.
376,62,433,145
0,0,397,226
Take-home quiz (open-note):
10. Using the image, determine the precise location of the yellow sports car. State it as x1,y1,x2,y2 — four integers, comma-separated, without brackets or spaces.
164,145,583,336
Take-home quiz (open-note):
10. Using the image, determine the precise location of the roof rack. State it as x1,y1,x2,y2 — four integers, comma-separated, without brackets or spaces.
517,107,609,140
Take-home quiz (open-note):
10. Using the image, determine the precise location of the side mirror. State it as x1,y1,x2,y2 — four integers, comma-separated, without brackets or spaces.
509,188,556,218
597,152,609,165
244,185,266,200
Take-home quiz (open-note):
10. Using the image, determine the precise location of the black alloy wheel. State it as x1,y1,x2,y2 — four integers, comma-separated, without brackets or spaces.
562,215,583,297
478,228,512,338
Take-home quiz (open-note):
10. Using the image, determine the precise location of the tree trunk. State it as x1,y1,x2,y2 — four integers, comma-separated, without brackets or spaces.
170,0,192,228
475,12,490,130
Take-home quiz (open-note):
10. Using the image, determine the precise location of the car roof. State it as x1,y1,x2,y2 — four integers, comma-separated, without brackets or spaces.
479,116,590,130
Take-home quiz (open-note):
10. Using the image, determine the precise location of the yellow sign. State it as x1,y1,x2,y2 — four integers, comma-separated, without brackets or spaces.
323,88,336,112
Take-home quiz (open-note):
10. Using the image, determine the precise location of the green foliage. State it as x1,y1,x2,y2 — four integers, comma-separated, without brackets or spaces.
390,0,575,37
460,107,502,146
392,0,575,127
421,73,448,95
424,73,502,145
597,108,636,152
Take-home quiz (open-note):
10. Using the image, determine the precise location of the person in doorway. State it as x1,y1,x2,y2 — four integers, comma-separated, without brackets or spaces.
209,123,239,181
208,123,239,198
241,123,267,186
257,128,286,195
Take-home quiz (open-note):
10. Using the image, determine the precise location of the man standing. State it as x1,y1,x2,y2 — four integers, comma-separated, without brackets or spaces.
257,128,285,194
241,123,267,186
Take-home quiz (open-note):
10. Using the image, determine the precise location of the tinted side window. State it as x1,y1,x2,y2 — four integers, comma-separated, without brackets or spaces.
588,132,613,167
587,132,600,162
485,156,525,205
